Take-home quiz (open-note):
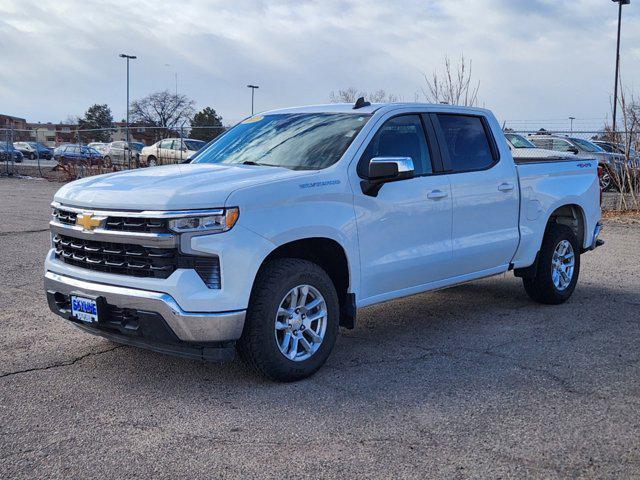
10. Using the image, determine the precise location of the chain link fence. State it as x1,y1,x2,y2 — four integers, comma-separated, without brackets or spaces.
509,130,639,210
3,123,639,211
1,125,226,181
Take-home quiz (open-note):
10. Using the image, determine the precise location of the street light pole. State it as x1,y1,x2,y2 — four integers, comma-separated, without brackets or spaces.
569,116,575,134
119,53,137,169
247,84,259,115
612,0,630,135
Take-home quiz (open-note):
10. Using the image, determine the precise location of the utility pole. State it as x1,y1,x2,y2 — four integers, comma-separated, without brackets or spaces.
611,0,630,135
119,53,137,169
247,84,259,115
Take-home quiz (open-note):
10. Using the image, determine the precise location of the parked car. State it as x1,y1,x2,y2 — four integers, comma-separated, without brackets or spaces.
504,133,575,160
140,138,206,167
13,141,53,160
98,141,142,167
53,144,104,166
0,143,24,162
593,140,639,163
45,102,603,381
528,134,626,191
87,142,109,154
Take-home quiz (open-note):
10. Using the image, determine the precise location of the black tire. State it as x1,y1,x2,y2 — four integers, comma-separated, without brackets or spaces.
523,223,581,305
29,152,36,160
147,156,157,167
237,258,340,382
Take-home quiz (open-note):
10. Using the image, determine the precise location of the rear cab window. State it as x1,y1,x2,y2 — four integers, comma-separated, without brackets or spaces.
434,114,498,173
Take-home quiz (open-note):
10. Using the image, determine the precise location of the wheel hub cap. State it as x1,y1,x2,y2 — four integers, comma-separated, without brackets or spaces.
275,285,327,362
551,239,575,291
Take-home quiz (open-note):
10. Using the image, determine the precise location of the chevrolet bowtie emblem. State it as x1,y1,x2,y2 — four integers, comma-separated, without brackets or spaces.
76,213,105,231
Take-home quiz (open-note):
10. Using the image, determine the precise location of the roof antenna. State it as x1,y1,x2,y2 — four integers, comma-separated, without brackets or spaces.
353,97,371,109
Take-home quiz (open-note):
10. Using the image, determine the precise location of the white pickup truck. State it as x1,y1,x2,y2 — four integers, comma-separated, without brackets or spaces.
45,101,603,381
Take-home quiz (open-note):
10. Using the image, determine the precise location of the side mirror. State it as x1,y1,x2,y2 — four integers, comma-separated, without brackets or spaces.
568,146,579,155
361,157,414,196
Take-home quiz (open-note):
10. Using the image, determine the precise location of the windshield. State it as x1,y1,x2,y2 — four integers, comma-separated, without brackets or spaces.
193,113,370,170
569,138,603,153
505,133,537,149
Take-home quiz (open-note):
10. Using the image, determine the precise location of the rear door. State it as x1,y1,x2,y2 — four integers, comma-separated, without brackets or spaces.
432,113,520,276
353,113,454,303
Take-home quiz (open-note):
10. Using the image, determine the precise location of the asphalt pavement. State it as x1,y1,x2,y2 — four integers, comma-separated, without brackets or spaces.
1,177,639,479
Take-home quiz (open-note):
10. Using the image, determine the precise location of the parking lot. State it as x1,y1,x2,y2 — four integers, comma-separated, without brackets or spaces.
1,177,639,478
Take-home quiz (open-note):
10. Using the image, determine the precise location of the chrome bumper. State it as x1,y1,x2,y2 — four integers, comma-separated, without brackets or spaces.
44,271,245,342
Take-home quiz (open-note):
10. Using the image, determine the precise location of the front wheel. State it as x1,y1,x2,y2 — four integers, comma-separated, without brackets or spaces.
522,223,581,305
237,258,340,382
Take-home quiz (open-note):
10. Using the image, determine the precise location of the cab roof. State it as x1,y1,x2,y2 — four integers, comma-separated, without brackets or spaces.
261,102,493,117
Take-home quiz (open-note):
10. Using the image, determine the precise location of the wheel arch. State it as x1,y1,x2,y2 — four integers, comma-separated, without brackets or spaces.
546,203,586,248
252,236,356,329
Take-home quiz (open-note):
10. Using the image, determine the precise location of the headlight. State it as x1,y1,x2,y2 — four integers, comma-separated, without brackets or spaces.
168,207,239,233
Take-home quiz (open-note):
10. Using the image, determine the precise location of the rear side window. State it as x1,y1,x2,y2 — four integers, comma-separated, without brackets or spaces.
530,138,552,149
436,114,496,172
359,115,432,176
552,139,574,152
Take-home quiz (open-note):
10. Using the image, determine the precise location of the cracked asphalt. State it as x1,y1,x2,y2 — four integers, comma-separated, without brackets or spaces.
1,177,639,479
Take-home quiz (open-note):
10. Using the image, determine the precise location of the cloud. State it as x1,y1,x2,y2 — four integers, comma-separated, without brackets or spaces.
0,0,638,129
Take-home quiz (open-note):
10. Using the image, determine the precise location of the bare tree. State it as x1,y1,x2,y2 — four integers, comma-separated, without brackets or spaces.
130,90,196,140
421,54,480,106
329,87,399,104
601,81,640,210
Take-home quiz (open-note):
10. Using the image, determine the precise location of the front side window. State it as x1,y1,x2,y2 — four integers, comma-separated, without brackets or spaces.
436,114,496,172
359,115,432,176
569,138,603,153
194,113,370,170
160,140,173,149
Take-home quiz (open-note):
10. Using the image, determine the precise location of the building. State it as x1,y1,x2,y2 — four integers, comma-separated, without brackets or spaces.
0,114,29,141
27,123,79,147
110,122,156,146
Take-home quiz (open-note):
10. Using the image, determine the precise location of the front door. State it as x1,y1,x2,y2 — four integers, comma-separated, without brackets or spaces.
352,114,454,304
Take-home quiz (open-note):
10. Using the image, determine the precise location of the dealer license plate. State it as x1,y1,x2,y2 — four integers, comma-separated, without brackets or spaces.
71,296,99,323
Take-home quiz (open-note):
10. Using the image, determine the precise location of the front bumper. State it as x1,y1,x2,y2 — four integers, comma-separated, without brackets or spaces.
45,271,246,361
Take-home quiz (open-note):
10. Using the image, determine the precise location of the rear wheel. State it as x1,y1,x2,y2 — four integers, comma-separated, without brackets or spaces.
237,258,340,382
522,223,581,305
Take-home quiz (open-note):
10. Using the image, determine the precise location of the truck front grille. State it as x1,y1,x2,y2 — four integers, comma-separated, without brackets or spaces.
53,234,177,279
53,208,169,234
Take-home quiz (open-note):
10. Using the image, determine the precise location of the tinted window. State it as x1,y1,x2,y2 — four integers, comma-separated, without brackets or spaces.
360,115,432,176
437,114,496,172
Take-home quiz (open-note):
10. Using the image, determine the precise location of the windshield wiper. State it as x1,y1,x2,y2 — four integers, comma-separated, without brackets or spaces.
240,160,281,167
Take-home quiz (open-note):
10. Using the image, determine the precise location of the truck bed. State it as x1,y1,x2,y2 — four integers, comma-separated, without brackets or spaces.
511,158,601,269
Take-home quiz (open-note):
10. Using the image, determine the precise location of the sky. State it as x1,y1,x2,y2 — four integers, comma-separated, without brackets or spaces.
0,0,638,131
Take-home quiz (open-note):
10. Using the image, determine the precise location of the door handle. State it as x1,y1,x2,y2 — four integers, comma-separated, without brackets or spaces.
427,189,448,200
498,182,515,192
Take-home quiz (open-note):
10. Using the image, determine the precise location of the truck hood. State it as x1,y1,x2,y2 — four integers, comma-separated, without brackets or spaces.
54,163,306,210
